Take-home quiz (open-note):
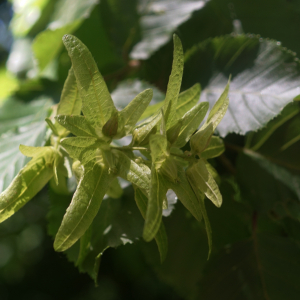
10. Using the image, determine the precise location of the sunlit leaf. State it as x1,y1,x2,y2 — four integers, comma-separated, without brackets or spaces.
201,136,225,159
62,35,117,129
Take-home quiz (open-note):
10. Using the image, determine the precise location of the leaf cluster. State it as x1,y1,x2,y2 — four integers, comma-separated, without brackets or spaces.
0,34,229,276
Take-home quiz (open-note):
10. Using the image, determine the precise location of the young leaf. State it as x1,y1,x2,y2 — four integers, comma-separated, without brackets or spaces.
166,163,202,221
62,35,117,129
60,137,100,165
187,159,222,208
173,102,209,148
190,123,214,155
201,136,225,159
0,151,55,222
134,186,168,262
113,150,150,191
106,178,123,199
166,119,183,145
56,67,82,136
143,167,169,242
186,166,212,258
119,88,153,134
175,83,201,120
45,118,59,136
202,79,230,131
54,162,115,252
55,115,96,137
149,134,168,164
132,109,161,145
102,111,119,138
19,145,54,159
164,34,184,129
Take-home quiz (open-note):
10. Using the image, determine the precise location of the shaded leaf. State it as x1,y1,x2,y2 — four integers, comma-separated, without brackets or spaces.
143,167,169,242
54,162,115,251
186,35,300,136
130,0,207,60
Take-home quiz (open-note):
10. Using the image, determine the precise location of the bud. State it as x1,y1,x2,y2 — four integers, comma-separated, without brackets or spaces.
102,111,119,137
166,119,183,144
72,160,83,183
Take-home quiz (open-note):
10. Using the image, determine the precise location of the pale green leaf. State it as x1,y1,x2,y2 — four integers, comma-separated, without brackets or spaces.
190,123,214,155
132,109,161,145
113,150,150,191
164,34,184,129
56,115,95,137
119,89,153,134
0,152,55,223
139,102,163,121
45,117,59,136
173,102,209,148
186,165,212,257
106,178,123,199
54,162,115,251
149,134,168,164
19,145,55,159
33,23,80,72
166,164,202,222
203,80,229,131
134,187,168,262
175,83,201,120
187,159,222,207
57,67,82,116
143,167,169,242
62,35,117,128
60,137,100,165
201,136,225,159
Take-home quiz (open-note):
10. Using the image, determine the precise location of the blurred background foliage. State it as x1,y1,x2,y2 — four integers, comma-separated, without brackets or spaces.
1,0,300,299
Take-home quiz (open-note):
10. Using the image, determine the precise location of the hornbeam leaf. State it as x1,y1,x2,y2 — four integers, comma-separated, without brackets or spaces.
56,67,82,136
132,109,161,145
54,163,115,251
113,150,150,191
62,35,117,129
134,187,168,262
56,115,96,137
19,145,54,159
0,150,55,222
173,102,209,148
106,178,123,199
166,164,202,222
60,137,100,166
201,136,225,159
164,35,184,129
143,167,169,242
120,88,153,135
190,123,214,155
202,79,230,131
186,165,212,257
149,134,168,164
175,83,201,120
187,159,222,208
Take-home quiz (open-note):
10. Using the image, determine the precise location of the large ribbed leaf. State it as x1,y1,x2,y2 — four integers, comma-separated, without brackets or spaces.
0,98,52,193
185,35,300,136
130,0,207,60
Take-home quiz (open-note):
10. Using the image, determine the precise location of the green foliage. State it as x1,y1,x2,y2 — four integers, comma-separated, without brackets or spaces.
0,34,229,281
2,1,300,298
